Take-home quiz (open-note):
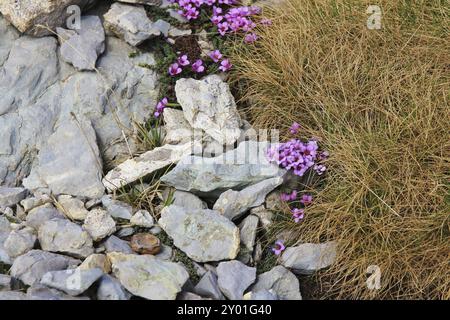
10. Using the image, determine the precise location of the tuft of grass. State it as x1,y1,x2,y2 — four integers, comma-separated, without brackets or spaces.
230,0,450,299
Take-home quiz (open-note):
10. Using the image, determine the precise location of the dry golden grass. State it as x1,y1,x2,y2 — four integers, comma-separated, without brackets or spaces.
230,0,450,299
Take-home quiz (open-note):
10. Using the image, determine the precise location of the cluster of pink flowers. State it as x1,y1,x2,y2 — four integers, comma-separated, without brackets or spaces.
280,191,313,224
168,54,205,76
213,5,261,41
169,0,264,41
267,139,319,177
208,50,232,72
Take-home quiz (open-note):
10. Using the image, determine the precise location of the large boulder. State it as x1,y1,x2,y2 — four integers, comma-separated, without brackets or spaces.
0,15,159,188
175,76,242,146
0,0,96,36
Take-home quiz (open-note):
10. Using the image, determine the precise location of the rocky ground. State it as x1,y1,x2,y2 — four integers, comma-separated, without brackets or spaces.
0,0,335,300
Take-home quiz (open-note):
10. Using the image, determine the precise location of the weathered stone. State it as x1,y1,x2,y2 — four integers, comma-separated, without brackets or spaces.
41,268,103,296
250,206,273,232
170,190,207,210
155,244,173,261
281,242,337,274
194,271,224,300
160,141,286,195
0,274,11,291
214,177,283,220
110,254,189,300
239,215,259,251
56,195,89,221
101,196,133,220
0,216,11,264
159,205,240,263
116,227,135,238
38,218,94,258
20,195,52,212
175,76,242,145
0,291,31,300
27,284,90,300
251,266,301,300
0,187,27,207
168,27,192,38
79,254,111,273
153,19,170,37
83,209,116,241
130,210,154,228
57,15,105,71
23,118,104,199
97,274,131,300
25,204,64,230
163,108,194,145
178,291,212,300
104,3,160,46
103,142,195,192
103,235,133,254
0,0,95,36
4,227,36,258
130,233,160,255
216,260,256,300
10,250,80,286
243,289,278,300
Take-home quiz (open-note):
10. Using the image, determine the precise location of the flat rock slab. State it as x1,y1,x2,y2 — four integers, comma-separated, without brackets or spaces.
38,218,94,258
103,142,195,192
160,141,286,195
175,75,242,146
216,260,256,300
41,268,103,296
24,117,104,199
57,15,105,71
251,266,302,300
159,205,240,263
214,177,283,220
104,2,160,46
110,254,189,300
10,250,80,286
281,242,337,274
0,187,27,207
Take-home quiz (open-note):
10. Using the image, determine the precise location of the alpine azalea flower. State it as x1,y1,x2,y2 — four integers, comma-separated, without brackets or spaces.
271,240,286,256
244,32,258,43
208,50,223,63
177,54,190,66
154,97,168,118
219,59,232,72
300,194,313,206
168,63,182,76
291,208,305,223
281,190,297,202
192,59,205,73
290,122,300,134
